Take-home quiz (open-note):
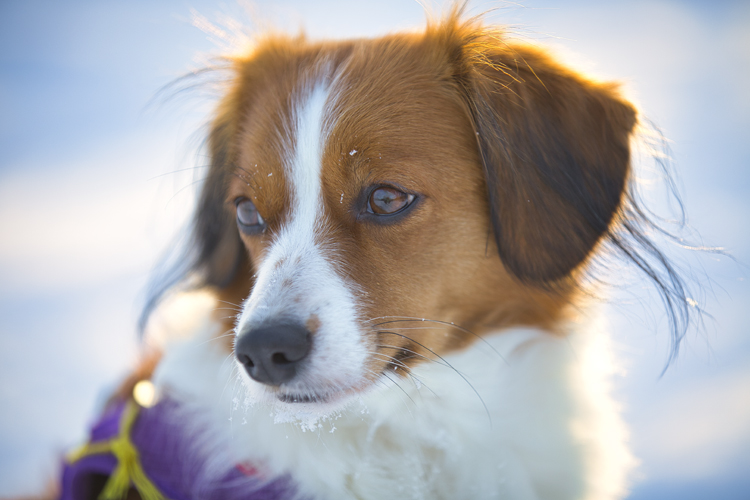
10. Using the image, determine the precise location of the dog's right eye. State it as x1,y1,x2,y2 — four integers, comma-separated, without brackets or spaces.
235,198,266,234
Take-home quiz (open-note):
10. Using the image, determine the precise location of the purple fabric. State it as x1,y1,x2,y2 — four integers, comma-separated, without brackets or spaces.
60,399,300,500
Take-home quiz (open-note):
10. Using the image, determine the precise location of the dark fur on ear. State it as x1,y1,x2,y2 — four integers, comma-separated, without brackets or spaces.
193,119,246,289
462,45,637,283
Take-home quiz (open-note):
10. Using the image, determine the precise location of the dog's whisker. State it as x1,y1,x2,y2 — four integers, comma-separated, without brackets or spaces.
204,333,236,346
407,372,437,397
216,299,244,308
369,351,413,372
363,368,394,392
214,315,241,322
369,351,435,396
373,343,448,368
379,371,417,415
372,316,506,364
198,328,235,346
212,306,242,313
379,330,492,426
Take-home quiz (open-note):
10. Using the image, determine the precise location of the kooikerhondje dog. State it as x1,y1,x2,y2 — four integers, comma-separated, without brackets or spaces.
60,7,694,500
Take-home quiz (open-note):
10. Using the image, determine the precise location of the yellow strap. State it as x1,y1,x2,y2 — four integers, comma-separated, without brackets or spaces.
67,400,168,500
67,441,113,463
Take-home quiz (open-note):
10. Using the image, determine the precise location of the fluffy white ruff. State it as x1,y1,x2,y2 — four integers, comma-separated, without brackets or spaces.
152,307,633,500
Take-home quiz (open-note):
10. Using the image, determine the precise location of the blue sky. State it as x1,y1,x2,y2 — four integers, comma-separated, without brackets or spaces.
1,1,749,498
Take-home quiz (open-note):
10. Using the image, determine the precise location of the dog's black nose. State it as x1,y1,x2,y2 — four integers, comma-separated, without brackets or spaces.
235,323,312,386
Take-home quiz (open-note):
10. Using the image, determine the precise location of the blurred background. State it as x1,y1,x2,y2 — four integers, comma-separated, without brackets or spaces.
1,0,748,498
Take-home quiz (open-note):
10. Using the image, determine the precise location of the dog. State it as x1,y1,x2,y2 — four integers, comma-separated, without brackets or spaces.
58,7,693,500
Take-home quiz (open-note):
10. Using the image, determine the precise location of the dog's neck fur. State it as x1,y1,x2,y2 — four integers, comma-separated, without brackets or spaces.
150,294,632,500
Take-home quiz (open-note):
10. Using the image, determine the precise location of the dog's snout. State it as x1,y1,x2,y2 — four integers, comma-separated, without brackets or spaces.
235,323,312,386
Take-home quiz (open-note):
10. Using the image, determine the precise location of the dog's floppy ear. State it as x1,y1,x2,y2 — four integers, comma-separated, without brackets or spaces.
459,44,637,283
193,115,246,289
139,86,250,332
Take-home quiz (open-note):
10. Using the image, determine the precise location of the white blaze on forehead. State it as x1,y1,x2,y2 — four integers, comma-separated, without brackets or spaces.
290,83,329,226
236,79,368,403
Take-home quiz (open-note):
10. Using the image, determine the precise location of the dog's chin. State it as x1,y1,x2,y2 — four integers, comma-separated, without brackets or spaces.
241,375,372,420
266,387,364,429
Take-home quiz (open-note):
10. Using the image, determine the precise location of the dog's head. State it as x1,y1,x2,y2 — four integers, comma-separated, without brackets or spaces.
176,15,638,408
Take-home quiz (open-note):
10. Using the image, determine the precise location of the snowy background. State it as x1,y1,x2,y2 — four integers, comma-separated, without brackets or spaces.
1,1,748,498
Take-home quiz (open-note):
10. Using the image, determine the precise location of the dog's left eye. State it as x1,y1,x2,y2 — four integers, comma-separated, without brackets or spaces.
235,198,265,233
368,187,415,215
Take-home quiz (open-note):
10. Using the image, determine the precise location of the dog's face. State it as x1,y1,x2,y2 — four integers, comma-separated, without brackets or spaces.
195,19,637,408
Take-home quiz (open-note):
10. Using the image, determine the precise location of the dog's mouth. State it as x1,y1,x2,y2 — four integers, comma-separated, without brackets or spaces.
276,392,325,404
272,376,378,406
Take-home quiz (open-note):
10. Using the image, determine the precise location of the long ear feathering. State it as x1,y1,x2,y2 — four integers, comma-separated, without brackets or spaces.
138,55,251,335
432,7,707,368
606,122,723,371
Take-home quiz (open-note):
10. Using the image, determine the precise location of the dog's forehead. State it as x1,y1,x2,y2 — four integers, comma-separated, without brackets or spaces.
232,37,477,223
